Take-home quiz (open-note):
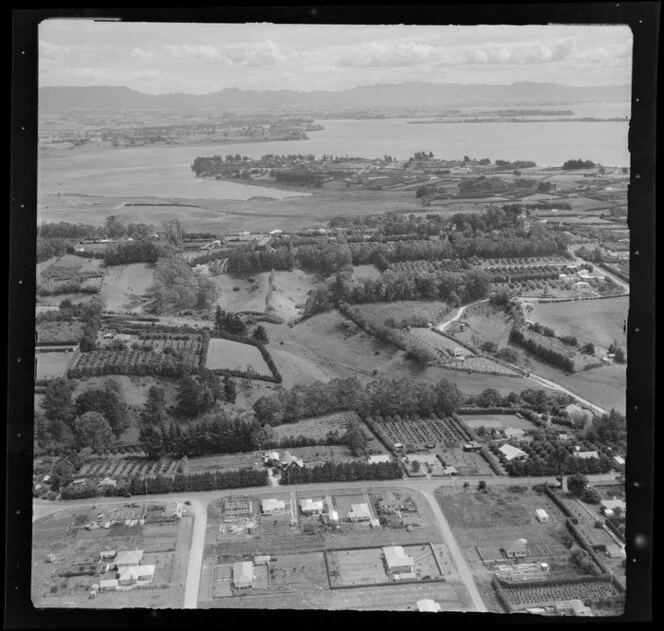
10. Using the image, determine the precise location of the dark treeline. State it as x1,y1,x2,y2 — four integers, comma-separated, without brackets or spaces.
38,221,97,240
296,240,352,273
510,328,576,372
253,376,463,426
495,160,537,170
104,240,173,266
139,417,254,458
127,468,268,495
562,159,597,171
281,461,402,484
275,170,324,187
227,245,293,273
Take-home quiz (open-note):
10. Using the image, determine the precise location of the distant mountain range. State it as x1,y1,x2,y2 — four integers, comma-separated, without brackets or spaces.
39,82,631,112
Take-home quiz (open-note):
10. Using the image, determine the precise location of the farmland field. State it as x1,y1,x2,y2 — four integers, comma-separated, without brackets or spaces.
99,263,155,313
205,338,271,376
69,349,184,378
35,351,76,380
532,296,628,349
372,416,466,450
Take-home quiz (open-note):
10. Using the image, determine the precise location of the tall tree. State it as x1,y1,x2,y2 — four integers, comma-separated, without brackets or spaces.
143,386,168,425
42,378,77,426
72,411,115,452
252,325,269,345
223,376,238,404
139,424,164,459
75,382,129,437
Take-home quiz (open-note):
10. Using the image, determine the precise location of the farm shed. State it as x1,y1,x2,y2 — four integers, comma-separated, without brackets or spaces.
383,546,415,578
254,556,271,566
499,444,528,461
368,454,391,464
504,539,528,559
347,503,372,522
261,498,286,514
115,550,144,567
99,579,118,591
97,478,117,489
463,441,483,452
99,551,116,561
443,466,458,476
613,455,626,467
417,599,441,612
535,509,550,523
299,499,324,515
232,561,255,589
264,451,280,465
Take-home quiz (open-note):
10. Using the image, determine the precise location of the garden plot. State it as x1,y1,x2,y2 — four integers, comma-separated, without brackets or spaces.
327,548,388,587
372,416,467,451
68,350,183,378
499,579,621,612
437,447,495,477
205,338,271,376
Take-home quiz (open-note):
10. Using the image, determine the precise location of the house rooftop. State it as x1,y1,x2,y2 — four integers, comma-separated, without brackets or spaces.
499,444,528,461
417,599,441,612
383,546,414,570
115,550,144,566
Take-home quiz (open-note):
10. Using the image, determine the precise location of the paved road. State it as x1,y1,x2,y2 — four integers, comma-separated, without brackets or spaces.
182,499,207,609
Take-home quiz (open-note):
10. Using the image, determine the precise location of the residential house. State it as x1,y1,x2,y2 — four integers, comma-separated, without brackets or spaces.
280,452,304,469
253,555,271,566
264,451,280,466
117,565,155,586
504,427,526,441
299,499,324,515
383,546,415,578
463,441,483,452
232,561,255,589
115,550,144,567
535,509,550,523
504,539,528,559
443,466,458,476
499,444,528,462
613,455,626,469
97,478,117,489
600,498,626,518
99,550,116,561
261,498,286,515
347,503,372,522
453,347,466,360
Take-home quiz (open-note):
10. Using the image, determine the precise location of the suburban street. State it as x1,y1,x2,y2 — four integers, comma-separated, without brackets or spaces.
33,472,618,611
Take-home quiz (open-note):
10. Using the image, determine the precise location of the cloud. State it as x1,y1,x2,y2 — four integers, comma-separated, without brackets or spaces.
333,37,579,68
223,40,286,67
166,44,221,60
130,47,155,60
39,40,69,60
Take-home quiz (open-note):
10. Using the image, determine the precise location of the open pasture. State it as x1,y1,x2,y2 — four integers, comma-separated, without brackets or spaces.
532,295,628,349
205,338,271,376
36,321,84,343
353,300,452,328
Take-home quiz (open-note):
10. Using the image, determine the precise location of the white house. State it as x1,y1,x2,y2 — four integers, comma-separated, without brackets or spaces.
118,564,155,586
535,509,550,523
299,499,324,515
383,546,415,578
264,451,280,465
347,503,372,522
232,561,255,589
443,466,458,476
613,455,626,468
605,544,626,559
261,498,286,515
281,452,304,469
97,477,117,489
499,444,528,461
115,550,144,567
453,347,466,359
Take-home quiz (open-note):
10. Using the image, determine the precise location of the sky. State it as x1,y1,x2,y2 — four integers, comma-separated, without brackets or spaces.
39,21,633,94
